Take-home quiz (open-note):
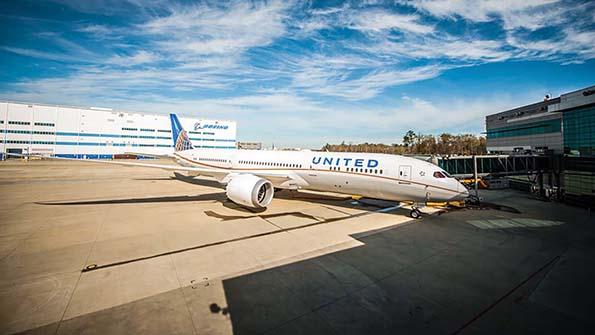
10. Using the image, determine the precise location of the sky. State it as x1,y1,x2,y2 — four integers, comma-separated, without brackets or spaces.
1,0,594,148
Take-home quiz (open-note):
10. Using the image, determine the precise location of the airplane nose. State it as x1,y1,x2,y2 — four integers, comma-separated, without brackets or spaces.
458,181,470,198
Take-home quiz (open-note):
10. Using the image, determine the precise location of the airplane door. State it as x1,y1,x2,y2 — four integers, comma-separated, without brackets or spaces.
398,165,412,184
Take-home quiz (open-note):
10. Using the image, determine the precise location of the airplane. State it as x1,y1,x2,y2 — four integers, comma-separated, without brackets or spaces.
7,114,470,218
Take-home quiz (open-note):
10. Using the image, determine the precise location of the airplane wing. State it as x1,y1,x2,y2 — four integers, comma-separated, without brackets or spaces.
7,153,293,184
123,152,174,159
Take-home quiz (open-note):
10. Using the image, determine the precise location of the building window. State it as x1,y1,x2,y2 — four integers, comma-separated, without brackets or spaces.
486,119,561,139
563,106,595,156
6,140,31,144
34,122,55,127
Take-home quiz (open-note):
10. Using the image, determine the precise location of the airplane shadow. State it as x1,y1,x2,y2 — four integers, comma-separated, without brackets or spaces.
205,209,322,222
134,172,224,189
36,192,225,206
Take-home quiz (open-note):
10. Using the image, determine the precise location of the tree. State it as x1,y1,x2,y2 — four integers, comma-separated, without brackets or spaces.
318,130,486,155
403,130,416,148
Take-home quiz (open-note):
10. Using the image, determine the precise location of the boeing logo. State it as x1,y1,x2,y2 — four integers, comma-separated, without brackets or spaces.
312,156,379,168
194,122,229,131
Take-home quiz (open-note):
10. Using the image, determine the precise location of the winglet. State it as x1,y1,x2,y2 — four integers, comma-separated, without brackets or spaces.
170,114,194,152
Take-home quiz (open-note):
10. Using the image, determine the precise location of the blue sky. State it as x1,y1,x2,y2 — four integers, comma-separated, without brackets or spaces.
1,0,594,148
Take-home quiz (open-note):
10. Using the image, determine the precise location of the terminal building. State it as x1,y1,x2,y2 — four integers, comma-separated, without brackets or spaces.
486,85,595,156
485,85,595,206
0,101,237,159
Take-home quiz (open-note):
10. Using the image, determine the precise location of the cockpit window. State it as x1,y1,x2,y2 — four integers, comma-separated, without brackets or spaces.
433,171,446,178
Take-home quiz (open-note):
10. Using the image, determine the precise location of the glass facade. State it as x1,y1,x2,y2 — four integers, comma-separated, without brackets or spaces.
563,106,595,156
486,119,561,139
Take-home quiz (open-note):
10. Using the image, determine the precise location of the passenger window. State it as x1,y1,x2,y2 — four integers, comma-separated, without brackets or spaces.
433,171,446,178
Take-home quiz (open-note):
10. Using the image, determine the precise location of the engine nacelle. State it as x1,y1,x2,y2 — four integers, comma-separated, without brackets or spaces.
225,174,274,208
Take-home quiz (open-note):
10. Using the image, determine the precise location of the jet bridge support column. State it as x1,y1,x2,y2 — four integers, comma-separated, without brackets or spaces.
473,155,479,200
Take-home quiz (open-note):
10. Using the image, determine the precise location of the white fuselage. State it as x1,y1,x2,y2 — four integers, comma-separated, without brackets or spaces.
172,148,469,202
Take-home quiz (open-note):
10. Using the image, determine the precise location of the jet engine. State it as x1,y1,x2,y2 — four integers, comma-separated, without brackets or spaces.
225,174,274,208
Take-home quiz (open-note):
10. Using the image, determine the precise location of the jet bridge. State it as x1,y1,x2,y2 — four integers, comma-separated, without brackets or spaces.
437,155,551,178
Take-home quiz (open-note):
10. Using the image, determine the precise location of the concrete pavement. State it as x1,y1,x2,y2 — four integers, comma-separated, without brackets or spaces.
0,159,593,334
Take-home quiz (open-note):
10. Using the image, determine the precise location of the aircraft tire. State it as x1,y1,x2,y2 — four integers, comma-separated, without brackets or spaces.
410,209,421,219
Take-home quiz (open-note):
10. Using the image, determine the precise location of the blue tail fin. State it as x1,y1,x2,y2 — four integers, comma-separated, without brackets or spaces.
170,114,194,152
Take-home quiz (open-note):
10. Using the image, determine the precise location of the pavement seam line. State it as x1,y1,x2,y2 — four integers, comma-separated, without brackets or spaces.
449,254,562,335
169,254,201,335
53,204,109,335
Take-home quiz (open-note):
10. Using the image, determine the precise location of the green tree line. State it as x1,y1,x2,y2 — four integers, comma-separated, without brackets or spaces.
321,130,486,155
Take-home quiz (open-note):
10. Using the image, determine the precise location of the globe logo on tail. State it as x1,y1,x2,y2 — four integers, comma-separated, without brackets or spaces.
175,130,193,151
170,113,194,152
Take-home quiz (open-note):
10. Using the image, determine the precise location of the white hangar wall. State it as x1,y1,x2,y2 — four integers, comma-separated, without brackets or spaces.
0,101,237,159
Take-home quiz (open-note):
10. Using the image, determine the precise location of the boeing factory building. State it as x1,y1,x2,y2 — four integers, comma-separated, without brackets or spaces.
0,101,237,159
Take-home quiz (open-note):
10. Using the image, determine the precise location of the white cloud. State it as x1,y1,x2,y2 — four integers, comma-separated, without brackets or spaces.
141,1,289,56
404,0,559,27
1,47,85,63
372,38,511,62
347,10,433,34
106,50,160,66
294,66,443,100
506,27,595,62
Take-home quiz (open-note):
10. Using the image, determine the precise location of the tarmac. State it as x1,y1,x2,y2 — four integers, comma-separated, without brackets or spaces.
0,159,593,334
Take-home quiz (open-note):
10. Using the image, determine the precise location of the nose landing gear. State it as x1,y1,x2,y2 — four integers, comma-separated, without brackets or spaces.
410,207,422,219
